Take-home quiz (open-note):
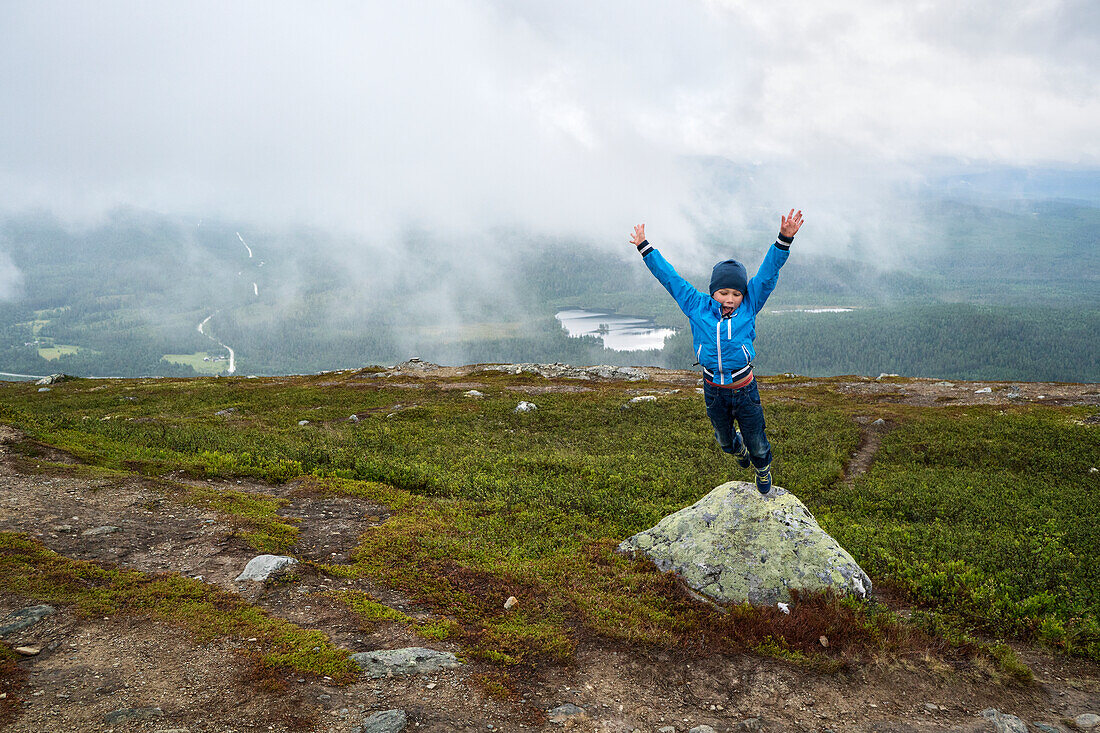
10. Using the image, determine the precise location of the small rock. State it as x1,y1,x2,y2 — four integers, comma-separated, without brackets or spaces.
351,647,462,678
980,708,1028,733
359,708,408,733
777,602,790,614
876,373,899,380
103,707,164,724
514,401,537,413
933,381,954,387
871,418,887,427
1032,723,1068,733
37,387,50,392
1090,467,1098,474
625,395,658,407
695,387,704,394
922,703,939,713
975,387,993,394
215,408,237,416
1076,714,1100,730
658,726,676,733
503,596,518,610
689,726,717,733
548,703,586,724
14,646,41,656
298,420,310,426
81,525,121,536
819,635,828,647
348,414,361,423
234,555,298,582
735,720,762,732
35,374,66,385
464,390,486,399
0,605,56,637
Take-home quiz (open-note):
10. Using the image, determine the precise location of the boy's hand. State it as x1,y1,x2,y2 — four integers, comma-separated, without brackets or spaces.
630,224,646,247
780,210,804,239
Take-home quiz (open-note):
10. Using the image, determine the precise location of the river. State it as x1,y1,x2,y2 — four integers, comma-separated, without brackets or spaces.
197,313,236,374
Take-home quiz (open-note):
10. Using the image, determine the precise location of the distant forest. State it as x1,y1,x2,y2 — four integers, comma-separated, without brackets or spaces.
1,201,1097,382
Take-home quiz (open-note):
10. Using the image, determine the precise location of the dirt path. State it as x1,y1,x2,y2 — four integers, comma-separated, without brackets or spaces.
1,425,1098,732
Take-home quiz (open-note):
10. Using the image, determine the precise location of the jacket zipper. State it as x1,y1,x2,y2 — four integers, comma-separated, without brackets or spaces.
715,320,723,384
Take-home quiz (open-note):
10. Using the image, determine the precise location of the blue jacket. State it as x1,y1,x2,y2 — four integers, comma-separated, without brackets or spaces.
638,238,790,385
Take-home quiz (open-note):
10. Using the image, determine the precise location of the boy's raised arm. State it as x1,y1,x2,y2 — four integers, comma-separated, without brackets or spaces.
631,223,707,317
748,209,803,313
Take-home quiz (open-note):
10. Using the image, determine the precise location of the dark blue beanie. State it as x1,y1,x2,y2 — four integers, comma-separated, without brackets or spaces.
709,259,748,295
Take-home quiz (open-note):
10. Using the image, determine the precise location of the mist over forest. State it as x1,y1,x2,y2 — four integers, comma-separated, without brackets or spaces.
1,184,1097,383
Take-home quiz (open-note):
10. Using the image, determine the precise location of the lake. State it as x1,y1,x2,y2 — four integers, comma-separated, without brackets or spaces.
555,309,677,352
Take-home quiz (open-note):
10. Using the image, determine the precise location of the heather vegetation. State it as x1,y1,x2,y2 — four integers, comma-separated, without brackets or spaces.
1,371,1096,684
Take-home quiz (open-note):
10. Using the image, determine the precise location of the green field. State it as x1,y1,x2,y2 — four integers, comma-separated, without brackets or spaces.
37,344,83,361
0,370,1096,682
161,351,230,374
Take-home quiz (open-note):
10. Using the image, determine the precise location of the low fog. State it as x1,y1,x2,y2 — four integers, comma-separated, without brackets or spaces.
1,1,1098,311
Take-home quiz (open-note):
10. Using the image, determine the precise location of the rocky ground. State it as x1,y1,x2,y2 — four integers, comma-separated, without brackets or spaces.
1,367,1099,733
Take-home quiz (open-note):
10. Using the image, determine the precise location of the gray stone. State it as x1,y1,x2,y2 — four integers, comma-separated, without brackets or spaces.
734,721,761,732
548,703,586,723
0,605,55,637
358,708,408,733
1076,714,1100,730
103,707,164,724
618,481,872,606
298,420,310,426
215,408,237,416
658,727,676,733
1033,723,1068,733
350,647,462,678
37,387,50,392
482,363,648,382
82,525,121,536
625,395,658,407
975,387,993,394
514,401,537,413
980,708,1028,733
234,554,298,581
922,703,940,713
871,418,887,427
689,726,717,733
464,390,486,399
35,374,66,385
348,414,360,423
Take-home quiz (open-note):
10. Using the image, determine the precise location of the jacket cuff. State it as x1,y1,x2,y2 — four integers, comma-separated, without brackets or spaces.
637,239,654,256
775,233,793,251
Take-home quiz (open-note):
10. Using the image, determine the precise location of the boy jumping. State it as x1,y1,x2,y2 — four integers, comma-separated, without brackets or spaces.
630,210,804,494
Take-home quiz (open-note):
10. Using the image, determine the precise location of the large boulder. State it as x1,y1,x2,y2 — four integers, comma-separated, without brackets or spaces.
618,481,871,607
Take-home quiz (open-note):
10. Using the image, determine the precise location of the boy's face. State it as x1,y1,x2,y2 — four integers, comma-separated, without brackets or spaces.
712,288,743,311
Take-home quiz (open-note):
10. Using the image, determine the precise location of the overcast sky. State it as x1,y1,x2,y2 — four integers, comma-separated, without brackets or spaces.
1,0,1098,270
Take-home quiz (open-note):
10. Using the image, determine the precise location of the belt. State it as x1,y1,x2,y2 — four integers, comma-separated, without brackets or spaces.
704,366,754,390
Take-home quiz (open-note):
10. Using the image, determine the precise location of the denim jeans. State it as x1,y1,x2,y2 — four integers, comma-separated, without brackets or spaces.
703,379,772,469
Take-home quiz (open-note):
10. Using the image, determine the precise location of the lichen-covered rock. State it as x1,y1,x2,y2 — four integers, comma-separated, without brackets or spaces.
234,554,298,582
351,647,462,678
618,481,871,606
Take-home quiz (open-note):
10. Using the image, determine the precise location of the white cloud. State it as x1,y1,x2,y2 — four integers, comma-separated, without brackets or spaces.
0,250,23,301
0,0,1096,259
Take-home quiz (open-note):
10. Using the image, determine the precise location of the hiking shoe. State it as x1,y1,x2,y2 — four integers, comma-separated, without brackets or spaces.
755,465,773,495
733,434,752,469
